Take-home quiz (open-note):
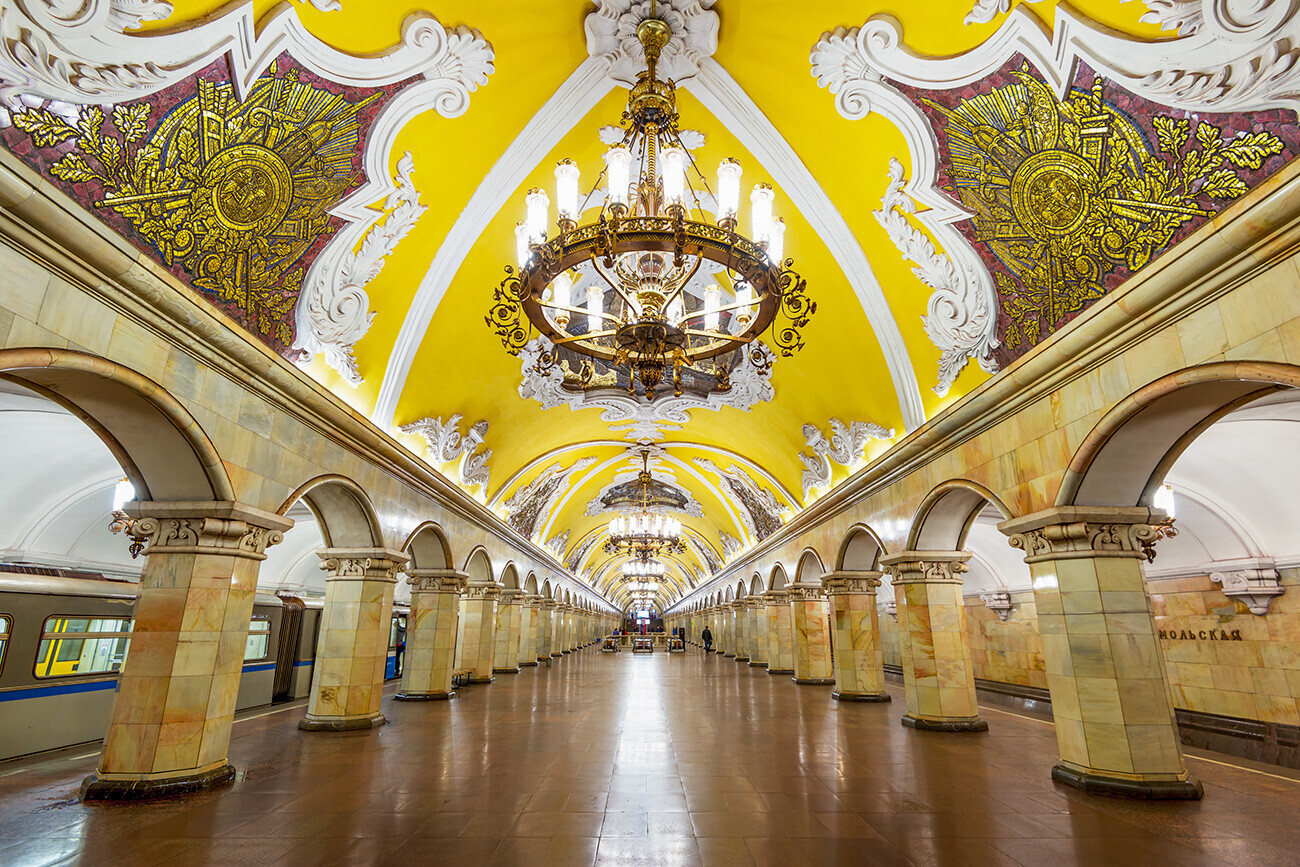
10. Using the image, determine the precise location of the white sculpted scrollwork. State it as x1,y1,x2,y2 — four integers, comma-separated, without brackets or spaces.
798,417,894,500
585,0,718,86
293,152,426,384
400,413,492,492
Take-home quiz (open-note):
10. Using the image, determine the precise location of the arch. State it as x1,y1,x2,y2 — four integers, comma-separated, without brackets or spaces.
402,521,454,570
769,562,788,591
749,571,765,595
836,524,886,571
734,579,747,599
724,586,734,602
1059,362,1300,508
908,480,1012,551
794,548,826,584
541,578,552,598
500,561,520,590
524,572,539,594
278,475,383,548
0,348,232,502
463,546,493,583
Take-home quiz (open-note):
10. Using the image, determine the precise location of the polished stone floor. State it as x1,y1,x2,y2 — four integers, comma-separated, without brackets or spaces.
3,647,1300,866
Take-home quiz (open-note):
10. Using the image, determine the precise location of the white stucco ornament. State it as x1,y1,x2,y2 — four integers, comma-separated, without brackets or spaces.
399,413,492,492
798,418,894,501
585,0,719,86
1211,567,1284,615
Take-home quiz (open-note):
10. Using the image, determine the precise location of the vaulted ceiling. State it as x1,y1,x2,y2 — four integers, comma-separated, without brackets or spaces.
9,0,1240,611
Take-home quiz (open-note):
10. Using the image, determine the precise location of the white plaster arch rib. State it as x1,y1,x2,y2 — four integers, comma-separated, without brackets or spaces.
373,58,613,428
685,58,925,430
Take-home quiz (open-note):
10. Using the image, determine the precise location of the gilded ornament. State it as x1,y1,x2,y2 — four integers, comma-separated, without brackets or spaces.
10,64,380,348
928,67,1283,353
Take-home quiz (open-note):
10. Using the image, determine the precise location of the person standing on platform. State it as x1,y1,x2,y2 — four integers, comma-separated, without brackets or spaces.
702,626,713,653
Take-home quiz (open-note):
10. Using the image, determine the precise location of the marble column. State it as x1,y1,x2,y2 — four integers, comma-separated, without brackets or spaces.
538,599,555,661
491,589,522,675
747,599,769,667
721,603,736,657
301,548,410,731
84,503,290,800
562,605,575,653
734,600,750,662
788,581,835,685
824,571,890,702
457,580,501,683
550,603,565,657
396,569,466,701
879,551,986,732
1001,507,1202,799
765,589,795,674
518,595,541,667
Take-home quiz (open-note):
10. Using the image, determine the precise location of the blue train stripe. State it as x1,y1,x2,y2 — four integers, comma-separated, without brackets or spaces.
293,660,312,667
0,679,118,702
241,662,276,673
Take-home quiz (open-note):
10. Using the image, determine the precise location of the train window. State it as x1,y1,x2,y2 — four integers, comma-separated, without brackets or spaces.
389,614,407,650
35,616,132,679
245,618,271,661
0,615,9,673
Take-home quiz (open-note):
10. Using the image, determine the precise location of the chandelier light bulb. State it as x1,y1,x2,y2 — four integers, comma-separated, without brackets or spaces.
515,221,531,267
555,159,580,221
703,284,721,331
751,183,774,243
735,282,754,315
717,158,742,220
662,146,686,206
604,146,633,206
587,285,602,332
667,295,684,325
526,188,549,243
552,272,572,309
767,217,786,263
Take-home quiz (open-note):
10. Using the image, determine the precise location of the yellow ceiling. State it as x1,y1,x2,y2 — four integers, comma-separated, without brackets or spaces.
148,0,1162,610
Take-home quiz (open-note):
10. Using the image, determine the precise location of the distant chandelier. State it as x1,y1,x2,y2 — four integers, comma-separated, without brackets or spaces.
623,560,665,579
486,14,815,399
604,449,686,559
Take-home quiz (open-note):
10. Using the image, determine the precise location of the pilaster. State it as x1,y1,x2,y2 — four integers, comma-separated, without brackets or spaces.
1000,506,1201,800
84,502,291,800
879,551,987,732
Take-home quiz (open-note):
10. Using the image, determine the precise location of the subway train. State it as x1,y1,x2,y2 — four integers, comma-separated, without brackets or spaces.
0,571,409,761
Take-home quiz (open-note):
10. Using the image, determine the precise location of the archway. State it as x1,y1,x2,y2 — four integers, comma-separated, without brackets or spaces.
909,480,1012,552
836,524,885,571
403,522,454,571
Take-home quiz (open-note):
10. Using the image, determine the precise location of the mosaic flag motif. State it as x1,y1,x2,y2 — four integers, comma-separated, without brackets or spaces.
904,61,1296,367
3,57,402,354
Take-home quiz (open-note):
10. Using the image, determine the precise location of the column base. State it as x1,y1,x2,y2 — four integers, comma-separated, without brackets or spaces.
520,660,539,667
551,652,563,658
767,668,794,675
299,713,387,732
793,676,836,685
832,690,891,702
468,675,495,684
562,650,572,654
748,660,767,667
736,656,750,662
724,652,736,658
1051,763,1204,800
395,690,455,701
537,657,550,664
901,714,987,732
492,666,520,674
81,762,235,801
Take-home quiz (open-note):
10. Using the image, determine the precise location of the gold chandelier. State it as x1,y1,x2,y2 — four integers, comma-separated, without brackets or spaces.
604,449,686,560
486,15,815,398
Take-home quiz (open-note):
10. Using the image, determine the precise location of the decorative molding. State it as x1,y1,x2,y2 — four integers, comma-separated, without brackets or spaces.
1211,568,1284,615
503,457,598,541
979,590,1014,620
399,413,492,492
799,417,894,500
545,531,570,560
823,571,883,595
718,531,742,562
693,457,787,542
880,552,971,584
873,158,999,395
518,338,776,442
883,597,898,620
585,0,719,86
406,570,468,593
127,516,284,560
293,152,426,384
963,0,1046,26
462,582,503,600
1002,509,1177,564
583,448,705,518
318,548,408,582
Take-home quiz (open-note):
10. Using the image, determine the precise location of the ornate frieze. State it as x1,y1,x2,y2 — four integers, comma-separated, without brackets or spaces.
823,571,884,595
798,418,894,500
318,548,409,582
880,551,971,584
1000,507,1176,564
405,569,468,594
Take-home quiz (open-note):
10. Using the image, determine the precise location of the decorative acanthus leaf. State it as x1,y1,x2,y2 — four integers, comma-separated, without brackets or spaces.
1200,168,1248,199
49,153,96,183
1152,116,1188,156
1221,131,1285,170
11,108,79,147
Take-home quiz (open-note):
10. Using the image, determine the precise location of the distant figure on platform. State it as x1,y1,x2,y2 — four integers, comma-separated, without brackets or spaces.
702,627,713,653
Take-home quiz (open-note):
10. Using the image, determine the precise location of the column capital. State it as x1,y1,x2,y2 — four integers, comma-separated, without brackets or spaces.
786,581,825,600
123,500,294,560
879,551,971,584
499,588,524,604
998,506,1174,564
522,593,544,606
823,571,884,595
318,548,410,582
539,597,558,609
763,588,790,602
463,581,504,600
405,569,468,593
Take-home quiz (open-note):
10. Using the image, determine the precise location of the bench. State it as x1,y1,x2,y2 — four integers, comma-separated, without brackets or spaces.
451,668,474,688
